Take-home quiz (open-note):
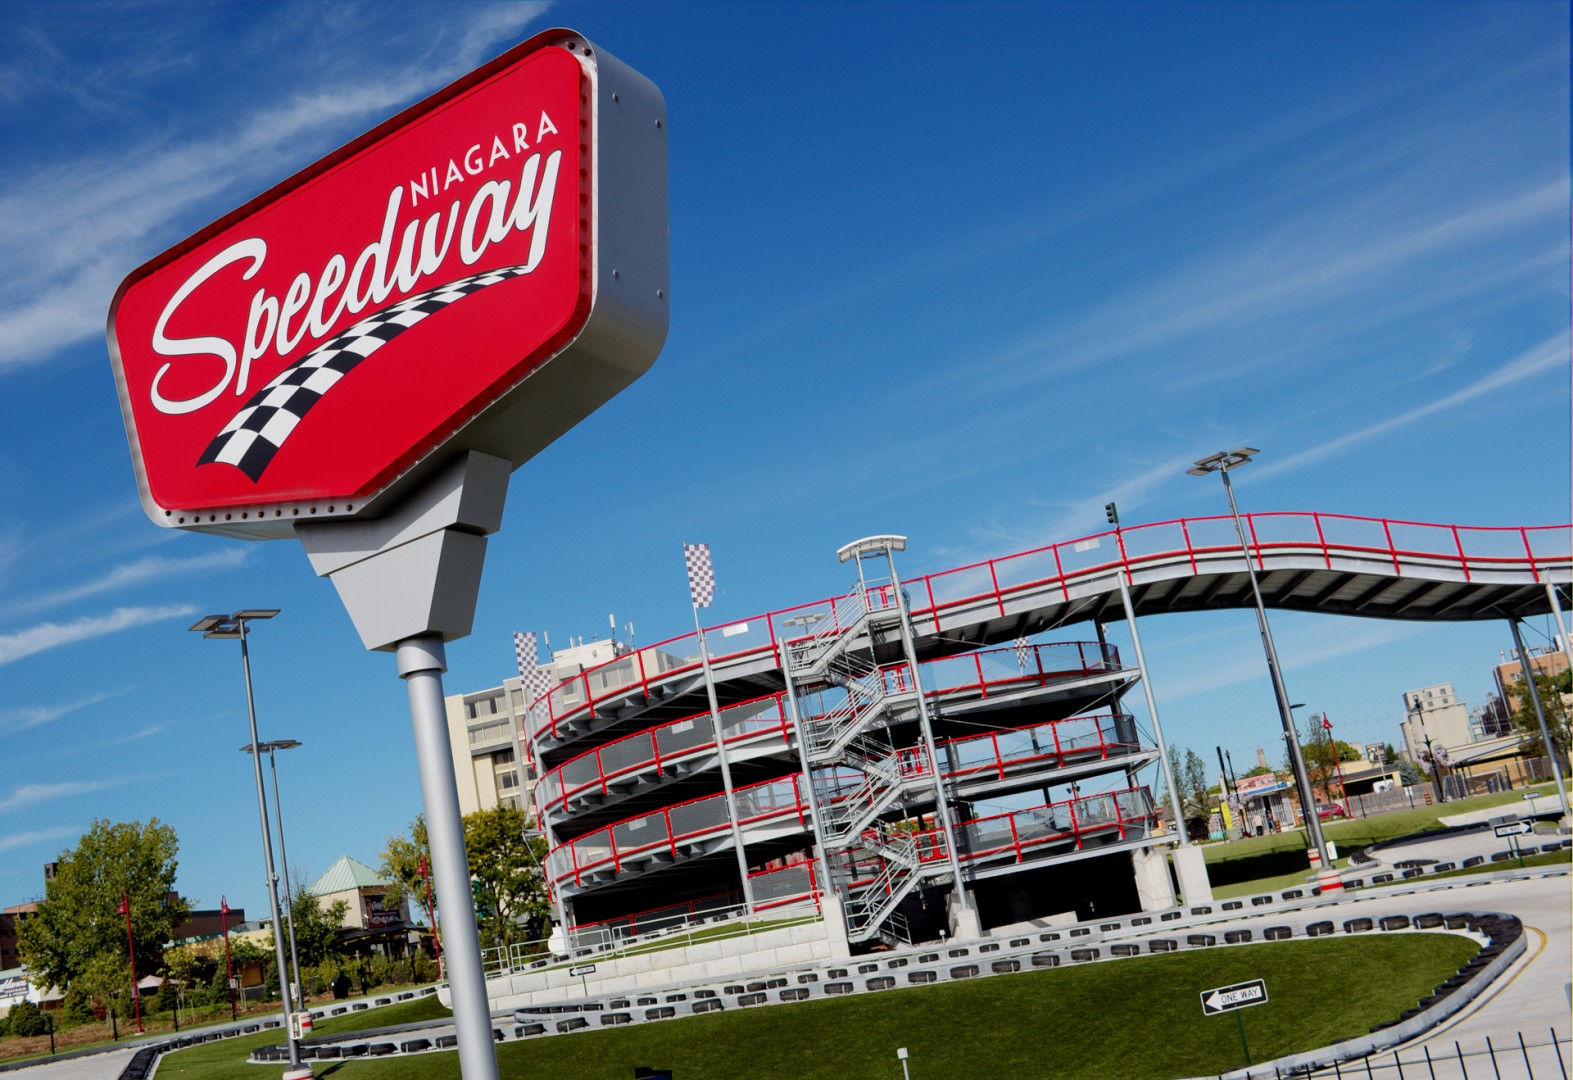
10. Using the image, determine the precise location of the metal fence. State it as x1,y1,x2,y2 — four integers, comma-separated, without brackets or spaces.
1271,1030,1570,1080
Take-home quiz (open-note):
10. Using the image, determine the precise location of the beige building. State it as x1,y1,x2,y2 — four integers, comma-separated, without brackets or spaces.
1399,683,1472,766
308,856,410,930
444,636,627,819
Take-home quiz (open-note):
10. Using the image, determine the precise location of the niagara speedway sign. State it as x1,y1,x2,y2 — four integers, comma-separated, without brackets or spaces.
108,30,667,536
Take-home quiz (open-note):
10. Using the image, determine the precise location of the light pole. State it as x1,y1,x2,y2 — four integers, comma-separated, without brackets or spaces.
190,610,312,1080
1407,697,1446,804
1188,449,1339,892
244,739,305,1008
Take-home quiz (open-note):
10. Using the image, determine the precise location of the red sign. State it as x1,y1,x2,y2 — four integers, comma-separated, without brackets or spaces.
109,30,666,535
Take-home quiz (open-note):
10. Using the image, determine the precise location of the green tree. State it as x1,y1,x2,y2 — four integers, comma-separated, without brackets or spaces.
288,885,350,968
1164,746,1212,836
379,814,430,915
1509,669,1572,761
17,819,190,994
382,806,549,952
466,805,550,949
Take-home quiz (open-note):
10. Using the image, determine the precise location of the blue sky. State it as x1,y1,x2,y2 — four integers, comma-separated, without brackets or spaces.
0,2,1567,921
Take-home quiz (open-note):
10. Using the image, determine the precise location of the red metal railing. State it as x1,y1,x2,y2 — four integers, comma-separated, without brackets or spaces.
523,514,1569,754
535,641,1121,819
566,858,821,941
830,786,1159,894
545,718,1150,892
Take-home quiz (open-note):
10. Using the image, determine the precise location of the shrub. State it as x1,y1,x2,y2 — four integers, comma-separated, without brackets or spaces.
409,951,438,984
6,999,47,1037
60,985,95,1026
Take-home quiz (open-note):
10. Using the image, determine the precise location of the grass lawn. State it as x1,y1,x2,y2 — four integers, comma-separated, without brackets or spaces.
309,993,452,1035
1200,785,1561,893
0,988,449,1067
156,933,1477,1079
1426,848,1570,881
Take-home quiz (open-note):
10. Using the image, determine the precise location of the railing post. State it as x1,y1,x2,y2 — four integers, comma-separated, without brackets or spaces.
1450,525,1471,581
1520,527,1541,582
1380,518,1402,576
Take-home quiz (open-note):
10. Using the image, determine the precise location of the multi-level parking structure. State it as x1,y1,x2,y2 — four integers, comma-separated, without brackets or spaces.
524,512,1571,951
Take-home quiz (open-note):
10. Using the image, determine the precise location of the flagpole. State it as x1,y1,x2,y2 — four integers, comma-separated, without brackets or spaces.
119,893,144,1034
418,855,443,977
685,546,755,916
221,897,236,1020
516,631,573,954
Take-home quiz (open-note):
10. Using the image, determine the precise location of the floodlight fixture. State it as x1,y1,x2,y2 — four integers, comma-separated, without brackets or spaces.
836,534,908,563
1186,447,1259,475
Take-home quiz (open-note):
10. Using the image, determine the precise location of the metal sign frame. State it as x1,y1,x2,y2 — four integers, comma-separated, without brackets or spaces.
1200,978,1269,1016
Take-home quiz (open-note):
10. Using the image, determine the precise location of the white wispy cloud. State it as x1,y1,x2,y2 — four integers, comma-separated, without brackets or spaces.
0,690,123,736
102,723,172,748
1255,332,1570,481
1,548,248,619
0,825,84,854
0,605,197,666
0,3,551,371
1159,621,1426,702
0,778,132,814
974,179,1565,389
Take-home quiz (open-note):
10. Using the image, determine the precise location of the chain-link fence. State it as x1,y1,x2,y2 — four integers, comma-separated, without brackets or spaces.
1269,1029,1570,1080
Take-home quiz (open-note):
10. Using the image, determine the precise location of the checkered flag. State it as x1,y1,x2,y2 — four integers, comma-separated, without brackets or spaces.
198,263,539,481
1014,634,1031,672
514,631,553,702
684,543,716,608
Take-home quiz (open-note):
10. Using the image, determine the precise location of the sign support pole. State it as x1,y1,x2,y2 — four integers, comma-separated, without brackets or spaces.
400,635,499,1080
299,451,512,1080
1235,1011,1251,1064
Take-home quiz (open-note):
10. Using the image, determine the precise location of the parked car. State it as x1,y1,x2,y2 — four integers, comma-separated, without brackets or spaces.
1316,802,1347,820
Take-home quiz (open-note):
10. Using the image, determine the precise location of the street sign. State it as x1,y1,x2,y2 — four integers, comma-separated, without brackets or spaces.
1494,821,1534,837
569,964,597,977
1201,979,1269,1016
1522,791,1540,800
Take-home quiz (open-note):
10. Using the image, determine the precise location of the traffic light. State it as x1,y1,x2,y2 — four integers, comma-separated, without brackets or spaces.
1104,502,1119,526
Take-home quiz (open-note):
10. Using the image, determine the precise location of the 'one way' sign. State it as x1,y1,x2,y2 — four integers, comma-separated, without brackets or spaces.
1201,979,1269,1016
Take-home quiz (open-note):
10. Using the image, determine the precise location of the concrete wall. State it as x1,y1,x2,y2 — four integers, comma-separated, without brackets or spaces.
488,920,835,1010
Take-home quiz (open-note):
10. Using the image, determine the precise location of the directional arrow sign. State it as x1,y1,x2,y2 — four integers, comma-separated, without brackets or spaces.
1201,979,1269,1016
1522,792,1540,801
569,964,597,977
1494,821,1534,837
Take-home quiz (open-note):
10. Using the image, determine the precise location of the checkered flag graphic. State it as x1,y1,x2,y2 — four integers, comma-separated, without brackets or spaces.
514,631,553,702
198,263,538,481
1014,634,1031,672
514,630,536,680
684,543,716,608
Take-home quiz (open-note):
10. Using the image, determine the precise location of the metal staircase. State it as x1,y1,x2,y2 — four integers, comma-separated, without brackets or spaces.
784,585,939,943
841,824,929,941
